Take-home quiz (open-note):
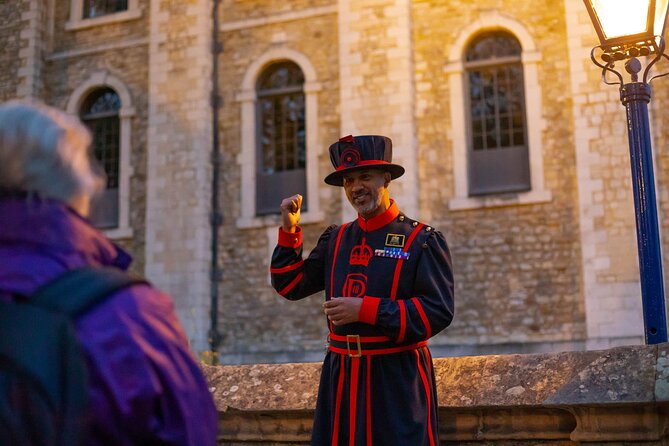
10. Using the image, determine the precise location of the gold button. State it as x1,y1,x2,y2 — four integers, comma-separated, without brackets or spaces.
422,243,428,249
399,215,405,221
426,227,432,232
412,221,418,227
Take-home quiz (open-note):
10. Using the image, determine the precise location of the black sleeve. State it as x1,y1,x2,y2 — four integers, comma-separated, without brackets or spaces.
270,225,336,301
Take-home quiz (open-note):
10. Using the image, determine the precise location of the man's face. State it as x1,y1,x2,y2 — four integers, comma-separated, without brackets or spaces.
342,169,390,218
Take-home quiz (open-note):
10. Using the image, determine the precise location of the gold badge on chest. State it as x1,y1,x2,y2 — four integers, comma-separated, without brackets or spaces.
385,233,406,248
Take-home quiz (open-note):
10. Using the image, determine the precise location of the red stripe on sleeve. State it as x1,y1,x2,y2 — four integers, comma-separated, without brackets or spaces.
411,297,432,339
270,260,304,274
397,300,407,343
277,227,302,248
278,272,304,297
358,296,380,325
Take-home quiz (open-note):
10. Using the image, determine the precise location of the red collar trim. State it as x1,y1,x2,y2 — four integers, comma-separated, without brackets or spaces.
357,200,399,232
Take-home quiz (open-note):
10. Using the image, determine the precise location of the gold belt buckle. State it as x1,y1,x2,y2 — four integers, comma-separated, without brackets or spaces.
346,334,362,358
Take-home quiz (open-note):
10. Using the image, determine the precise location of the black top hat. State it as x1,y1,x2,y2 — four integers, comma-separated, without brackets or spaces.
324,135,405,186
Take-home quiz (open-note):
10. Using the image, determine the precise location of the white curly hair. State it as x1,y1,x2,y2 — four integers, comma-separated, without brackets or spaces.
0,100,105,213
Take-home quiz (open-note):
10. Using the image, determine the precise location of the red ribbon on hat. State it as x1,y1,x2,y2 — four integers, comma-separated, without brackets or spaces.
335,160,391,171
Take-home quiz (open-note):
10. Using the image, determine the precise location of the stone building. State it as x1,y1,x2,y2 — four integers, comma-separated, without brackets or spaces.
2,0,668,363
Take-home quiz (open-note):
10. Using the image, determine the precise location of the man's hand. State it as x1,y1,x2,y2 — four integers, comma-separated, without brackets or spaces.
323,297,362,325
280,194,302,233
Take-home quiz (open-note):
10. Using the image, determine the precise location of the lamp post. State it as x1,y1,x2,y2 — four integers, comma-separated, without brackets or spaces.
583,0,669,344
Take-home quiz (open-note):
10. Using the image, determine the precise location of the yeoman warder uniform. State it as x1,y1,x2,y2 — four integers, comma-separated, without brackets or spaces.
270,135,454,446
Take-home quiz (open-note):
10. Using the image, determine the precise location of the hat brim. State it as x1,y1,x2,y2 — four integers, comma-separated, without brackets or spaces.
324,164,405,187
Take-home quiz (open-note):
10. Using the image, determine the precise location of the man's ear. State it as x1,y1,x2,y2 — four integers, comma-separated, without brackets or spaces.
384,171,391,187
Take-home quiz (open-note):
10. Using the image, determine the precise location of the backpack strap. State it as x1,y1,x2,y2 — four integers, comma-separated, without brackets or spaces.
2,267,149,446
31,266,149,317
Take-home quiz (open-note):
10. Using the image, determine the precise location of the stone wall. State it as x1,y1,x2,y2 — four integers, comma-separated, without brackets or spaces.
213,0,593,364
218,2,341,363
46,1,150,273
204,343,669,445
338,0,418,219
51,0,149,51
564,0,646,349
649,34,669,319
0,1,24,101
144,0,214,352
413,0,585,351
2,0,666,361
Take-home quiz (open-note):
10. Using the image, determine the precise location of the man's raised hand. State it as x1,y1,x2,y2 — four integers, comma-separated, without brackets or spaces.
280,194,302,233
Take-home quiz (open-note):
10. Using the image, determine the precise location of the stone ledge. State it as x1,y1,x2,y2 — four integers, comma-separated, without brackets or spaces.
203,343,669,444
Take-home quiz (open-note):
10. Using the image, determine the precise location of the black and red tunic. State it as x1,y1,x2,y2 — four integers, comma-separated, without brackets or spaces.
271,200,454,446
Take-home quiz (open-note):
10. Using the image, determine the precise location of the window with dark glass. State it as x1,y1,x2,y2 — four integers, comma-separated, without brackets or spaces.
83,0,128,19
465,31,530,195
255,61,307,215
80,88,121,229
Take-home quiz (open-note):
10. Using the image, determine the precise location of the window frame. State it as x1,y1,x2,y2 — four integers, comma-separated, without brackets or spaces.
80,88,122,229
67,71,135,239
464,32,531,196
236,48,323,229
255,61,307,216
445,13,551,210
66,0,141,31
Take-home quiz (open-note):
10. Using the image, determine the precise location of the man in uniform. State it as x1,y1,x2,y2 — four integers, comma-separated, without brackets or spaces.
270,135,454,446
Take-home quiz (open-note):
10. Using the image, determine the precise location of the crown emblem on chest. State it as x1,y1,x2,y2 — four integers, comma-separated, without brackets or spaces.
350,238,373,266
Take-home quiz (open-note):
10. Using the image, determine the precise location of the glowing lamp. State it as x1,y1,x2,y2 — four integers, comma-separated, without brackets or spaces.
583,0,669,53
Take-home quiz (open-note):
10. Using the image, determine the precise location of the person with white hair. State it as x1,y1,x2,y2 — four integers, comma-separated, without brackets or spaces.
0,100,218,445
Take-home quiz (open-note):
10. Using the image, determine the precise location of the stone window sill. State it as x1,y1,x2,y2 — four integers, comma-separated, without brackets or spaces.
65,9,142,31
448,189,552,211
103,226,134,240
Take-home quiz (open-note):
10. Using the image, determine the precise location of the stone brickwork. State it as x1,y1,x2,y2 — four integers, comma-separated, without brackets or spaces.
204,343,669,444
52,0,148,52
16,0,47,99
220,0,333,23
2,0,668,361
337,0,417,221
45,0,151,273
649,43,669,321
144,0,214,352
0,1,24,100
218,3,341,363
412,0,586,349
564,0,646,349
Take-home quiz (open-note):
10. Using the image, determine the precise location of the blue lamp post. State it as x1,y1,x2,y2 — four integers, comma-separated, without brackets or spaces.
583,0,669,344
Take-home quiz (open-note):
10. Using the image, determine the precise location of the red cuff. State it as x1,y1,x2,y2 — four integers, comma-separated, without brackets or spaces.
278,227,302,248
358,296,381,325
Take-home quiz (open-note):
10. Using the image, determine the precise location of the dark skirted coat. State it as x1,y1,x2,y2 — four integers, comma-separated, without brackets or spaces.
271,200,454,446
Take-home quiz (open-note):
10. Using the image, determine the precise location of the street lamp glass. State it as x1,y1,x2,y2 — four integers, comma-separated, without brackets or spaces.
591,0,650,39
654,0,669,37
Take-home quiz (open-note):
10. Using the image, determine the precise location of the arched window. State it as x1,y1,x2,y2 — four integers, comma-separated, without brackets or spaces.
465,31,530,196
83,0,128,19
80,88,121,229
255,61,307,215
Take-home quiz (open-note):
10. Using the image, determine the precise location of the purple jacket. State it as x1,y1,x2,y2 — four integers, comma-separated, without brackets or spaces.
0,196,218,445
